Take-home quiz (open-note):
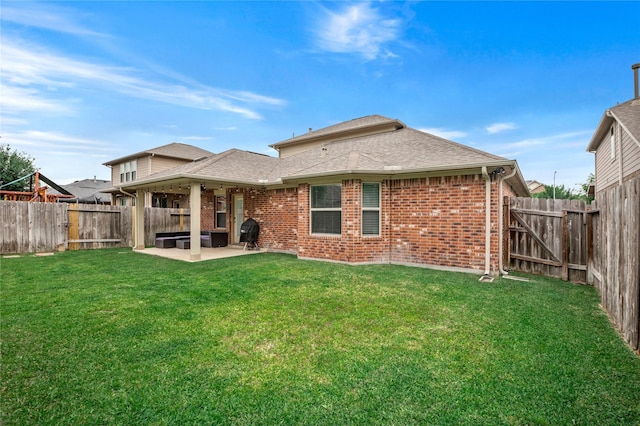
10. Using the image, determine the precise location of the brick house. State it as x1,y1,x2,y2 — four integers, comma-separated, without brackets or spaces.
117,115,529,276
586,64,640,195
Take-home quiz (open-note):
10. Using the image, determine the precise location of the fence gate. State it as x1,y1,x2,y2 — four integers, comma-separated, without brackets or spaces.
66,204,130,250
508,197,590,282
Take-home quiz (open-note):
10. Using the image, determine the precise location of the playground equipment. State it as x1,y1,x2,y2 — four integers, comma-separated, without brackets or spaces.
0,172,75,202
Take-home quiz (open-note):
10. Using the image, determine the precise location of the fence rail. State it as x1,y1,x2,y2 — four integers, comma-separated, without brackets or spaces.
1,201,191,254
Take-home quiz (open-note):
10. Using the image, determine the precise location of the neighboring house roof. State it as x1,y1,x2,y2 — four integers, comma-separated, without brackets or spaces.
526,180,546,193
103,142,214,166
119,115,530,196
61,178,112,203
587,98,640,152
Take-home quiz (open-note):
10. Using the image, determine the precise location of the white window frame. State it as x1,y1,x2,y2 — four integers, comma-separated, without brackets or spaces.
610,125,616,161
120,160,138,183
310,184,342,235
131,159,137,181
215,196,227,229
362,182,381,236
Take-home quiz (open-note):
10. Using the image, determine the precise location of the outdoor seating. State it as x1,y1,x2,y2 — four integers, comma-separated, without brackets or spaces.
154,231,190,248
155,231,228,249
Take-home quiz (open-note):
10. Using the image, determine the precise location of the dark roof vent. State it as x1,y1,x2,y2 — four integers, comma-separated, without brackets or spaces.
633,63,640,100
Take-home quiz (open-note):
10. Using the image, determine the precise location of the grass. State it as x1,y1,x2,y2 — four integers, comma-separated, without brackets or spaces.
1,249,639,425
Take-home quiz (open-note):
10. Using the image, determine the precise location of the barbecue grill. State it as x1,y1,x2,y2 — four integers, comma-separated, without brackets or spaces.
239,218,259,250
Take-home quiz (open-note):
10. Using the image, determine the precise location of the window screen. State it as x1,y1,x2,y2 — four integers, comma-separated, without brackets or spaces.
362,183,380,235
311,184,342,234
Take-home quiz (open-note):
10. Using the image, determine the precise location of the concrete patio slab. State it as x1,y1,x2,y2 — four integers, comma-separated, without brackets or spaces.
134,245,261,262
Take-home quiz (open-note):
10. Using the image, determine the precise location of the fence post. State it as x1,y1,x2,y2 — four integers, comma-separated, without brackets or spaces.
586,205,595,285
562,210,569,281
68,203,79,251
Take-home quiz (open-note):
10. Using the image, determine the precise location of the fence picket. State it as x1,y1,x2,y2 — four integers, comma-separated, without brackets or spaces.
1,202,191,254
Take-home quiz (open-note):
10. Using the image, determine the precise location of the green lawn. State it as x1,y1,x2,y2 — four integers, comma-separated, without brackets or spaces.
1,249,639,425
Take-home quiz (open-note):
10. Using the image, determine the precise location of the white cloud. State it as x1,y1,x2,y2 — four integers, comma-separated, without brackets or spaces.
419,127,467,140
500,130,591,151
0,85,73,113
1,3,109,38
314,3,402,60
486,122,517,134
1,39,285,120
5,130,115,153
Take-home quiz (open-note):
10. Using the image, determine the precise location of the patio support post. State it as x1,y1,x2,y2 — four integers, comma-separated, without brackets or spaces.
134,190,145,250
189,184,201,261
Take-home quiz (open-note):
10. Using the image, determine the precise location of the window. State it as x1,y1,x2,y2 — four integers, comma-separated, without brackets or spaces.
610,125,616,160
131,160,137,181
119,160,137,183
153,195,167,208
216,196,227,228
310,184,341,234
362,183,380,236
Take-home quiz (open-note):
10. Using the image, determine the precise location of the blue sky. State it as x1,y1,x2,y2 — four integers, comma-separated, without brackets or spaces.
1,1,638,190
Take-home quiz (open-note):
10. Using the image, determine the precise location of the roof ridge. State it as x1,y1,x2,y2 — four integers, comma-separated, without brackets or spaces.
407,128,505,160
271,114,402,147
186,149,239,174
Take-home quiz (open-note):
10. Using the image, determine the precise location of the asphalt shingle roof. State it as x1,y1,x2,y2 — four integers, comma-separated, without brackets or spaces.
271,115,403,148
104,142,214,165
587,99,640,151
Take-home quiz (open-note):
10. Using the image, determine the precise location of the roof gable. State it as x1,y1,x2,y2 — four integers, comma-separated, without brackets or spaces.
103,142,214,166
587,99,640,152
272,127,506,180
270,115,405,157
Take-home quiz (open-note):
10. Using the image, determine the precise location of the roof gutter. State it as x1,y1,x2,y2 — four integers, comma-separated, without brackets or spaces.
118,173,276,191
280,160,514,179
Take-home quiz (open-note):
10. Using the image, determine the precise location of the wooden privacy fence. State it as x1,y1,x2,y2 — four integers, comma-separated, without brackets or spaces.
507,197,591,283
591,177,640,352
1,201,191,254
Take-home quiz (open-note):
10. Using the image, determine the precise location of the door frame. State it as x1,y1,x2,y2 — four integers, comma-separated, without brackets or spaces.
232,194,244,244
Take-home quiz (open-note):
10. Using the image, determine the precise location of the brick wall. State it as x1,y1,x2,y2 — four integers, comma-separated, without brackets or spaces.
387,175,499,273
227,187,298,252
231,174,507,273
296,175,501,272
200,191,216,230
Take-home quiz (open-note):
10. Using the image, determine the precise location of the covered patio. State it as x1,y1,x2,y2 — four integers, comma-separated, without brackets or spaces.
135,245,260,263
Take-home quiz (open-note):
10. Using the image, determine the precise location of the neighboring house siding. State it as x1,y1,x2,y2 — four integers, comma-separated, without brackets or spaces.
136,156,150,180
150,156,190,175
621,129,640,180
594,124,621,193
594,126,640,193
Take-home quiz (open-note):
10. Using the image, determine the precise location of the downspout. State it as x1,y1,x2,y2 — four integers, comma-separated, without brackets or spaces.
119,187,135,198
481,166,492,279
498,166,518,275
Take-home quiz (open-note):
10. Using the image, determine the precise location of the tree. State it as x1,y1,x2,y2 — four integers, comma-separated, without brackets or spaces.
0,144,37,191
531,173,595,202
532,183,576,200
577,172,595,203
